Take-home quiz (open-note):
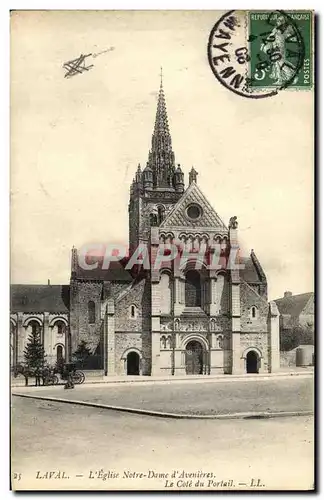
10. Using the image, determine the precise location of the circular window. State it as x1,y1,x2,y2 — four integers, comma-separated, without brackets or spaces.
186,203,202,220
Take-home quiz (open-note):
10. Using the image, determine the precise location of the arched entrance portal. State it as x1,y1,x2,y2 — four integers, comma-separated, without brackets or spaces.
185,340,204,375
127,352,140,375
246,350,259,374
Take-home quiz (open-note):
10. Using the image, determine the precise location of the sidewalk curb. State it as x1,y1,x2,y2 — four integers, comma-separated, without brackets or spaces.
12,393,314,420
11,371,314,389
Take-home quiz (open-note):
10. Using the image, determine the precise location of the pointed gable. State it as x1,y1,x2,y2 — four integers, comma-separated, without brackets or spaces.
160,181,227,230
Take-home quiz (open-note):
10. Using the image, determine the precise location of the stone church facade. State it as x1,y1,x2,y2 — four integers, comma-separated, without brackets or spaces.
10,80,280,376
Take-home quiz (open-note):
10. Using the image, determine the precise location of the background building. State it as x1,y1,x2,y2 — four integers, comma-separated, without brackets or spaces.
10,284,69,367
275,291,314,332
275,291,314,367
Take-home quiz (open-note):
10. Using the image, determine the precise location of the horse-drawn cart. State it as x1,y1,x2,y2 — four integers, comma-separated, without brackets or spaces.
12,362,85,386
12,364,59,386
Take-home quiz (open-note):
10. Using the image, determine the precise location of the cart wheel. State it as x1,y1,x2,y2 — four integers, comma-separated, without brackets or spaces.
45,377,54,386
72,372,82,384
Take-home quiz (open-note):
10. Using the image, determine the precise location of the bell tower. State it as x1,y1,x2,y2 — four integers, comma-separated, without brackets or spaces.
128,72,185,253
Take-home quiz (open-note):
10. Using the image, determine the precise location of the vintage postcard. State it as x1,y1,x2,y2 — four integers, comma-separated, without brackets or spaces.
10,10,314,491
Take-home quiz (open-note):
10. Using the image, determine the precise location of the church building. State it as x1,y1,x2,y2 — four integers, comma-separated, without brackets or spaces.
10,79,280,376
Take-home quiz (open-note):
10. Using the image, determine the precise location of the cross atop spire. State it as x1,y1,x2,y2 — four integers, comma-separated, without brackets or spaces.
147,71,176,188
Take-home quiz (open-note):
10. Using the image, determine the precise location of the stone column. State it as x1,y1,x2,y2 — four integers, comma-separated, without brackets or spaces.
65,323,70,362
173,277,179,314
229,219,243,374
43,312,51,364
173,326,185,375
268,301,280,372
209,277,217,316
174,350,185,375
151,227,161,376
173,252,185,316
17,313,24,364
151,282,161,376
106,299,115,376
10,315,18,368
231,285,242,374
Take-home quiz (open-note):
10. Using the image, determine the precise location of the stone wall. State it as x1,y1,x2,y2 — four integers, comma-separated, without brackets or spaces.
115,332,143,375
70,280,103,354
280,349,297,367
129,196,140,252
240,332,269,372
240,281,268,333
70,280,131,361
138,199,177,244
114,277,151,375
130,188,180,249
280,345,314,367
115,279,146,332
219,274,230,314
239,282,270,371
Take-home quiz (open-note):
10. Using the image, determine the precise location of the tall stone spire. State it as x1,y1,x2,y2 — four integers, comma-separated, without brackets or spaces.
147,70,176,188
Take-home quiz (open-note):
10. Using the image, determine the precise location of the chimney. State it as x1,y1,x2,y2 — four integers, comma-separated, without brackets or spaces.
284,291,292,298
48,279,51,286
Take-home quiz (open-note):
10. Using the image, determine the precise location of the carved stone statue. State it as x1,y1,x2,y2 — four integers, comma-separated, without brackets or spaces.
229,216,238,229
150,213,158,226
189,167,198,185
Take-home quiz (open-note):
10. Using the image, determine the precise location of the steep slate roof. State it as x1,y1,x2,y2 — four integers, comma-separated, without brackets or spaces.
74,258,134,282
239,256,263,283
275,292,314,317
10,285,70,313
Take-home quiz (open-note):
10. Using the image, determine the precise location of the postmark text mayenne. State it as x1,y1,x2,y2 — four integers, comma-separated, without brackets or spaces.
208,10,312,98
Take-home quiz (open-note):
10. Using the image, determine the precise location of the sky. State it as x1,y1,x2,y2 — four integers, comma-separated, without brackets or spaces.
10,10,314,300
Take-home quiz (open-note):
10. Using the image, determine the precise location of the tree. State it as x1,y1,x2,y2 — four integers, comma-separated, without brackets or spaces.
280,324,314,352
72,340,92,368
54,356,65,375
24,329,46,372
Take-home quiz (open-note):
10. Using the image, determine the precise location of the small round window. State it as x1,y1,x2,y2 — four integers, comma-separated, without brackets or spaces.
186,203,202,220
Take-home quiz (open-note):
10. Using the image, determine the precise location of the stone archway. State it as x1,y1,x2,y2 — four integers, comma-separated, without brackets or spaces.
246,350,259,374
185,340,204,375
126,351,140,375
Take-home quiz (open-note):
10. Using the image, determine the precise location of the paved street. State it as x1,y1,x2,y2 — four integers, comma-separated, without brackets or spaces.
12,396,314,491
13,376,313,415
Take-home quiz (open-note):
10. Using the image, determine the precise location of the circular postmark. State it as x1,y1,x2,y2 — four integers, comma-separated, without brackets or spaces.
207,10,305,99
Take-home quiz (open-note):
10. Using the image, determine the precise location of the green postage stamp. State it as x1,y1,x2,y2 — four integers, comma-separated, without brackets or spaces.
208,10,314,98
248,11,313,89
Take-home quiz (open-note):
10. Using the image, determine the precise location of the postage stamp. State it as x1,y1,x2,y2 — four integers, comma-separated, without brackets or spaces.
207,10,313,99
248,11,313,89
